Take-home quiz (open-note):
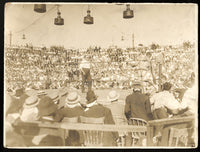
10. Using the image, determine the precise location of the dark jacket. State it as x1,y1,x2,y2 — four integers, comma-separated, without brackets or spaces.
54,105,84,122
6,93,29,116
83,103,119,146
125,92,153,121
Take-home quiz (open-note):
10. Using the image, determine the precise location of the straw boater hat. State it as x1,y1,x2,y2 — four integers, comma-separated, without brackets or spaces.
59,87,68,97
37,90,47,97
23,96,39,108
37,96,58,117
107,90,119,102
65,92,81,106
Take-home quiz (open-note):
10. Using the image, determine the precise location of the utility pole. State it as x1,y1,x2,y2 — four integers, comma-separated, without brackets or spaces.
8,31,12,46
132,33,134,49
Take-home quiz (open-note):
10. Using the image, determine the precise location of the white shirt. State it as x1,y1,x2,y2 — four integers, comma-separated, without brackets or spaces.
181,85,196,114
150,91,183,111
20,107,39,122
80,59,90,69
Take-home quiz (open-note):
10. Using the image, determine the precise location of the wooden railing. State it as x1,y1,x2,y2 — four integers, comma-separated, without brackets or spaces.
12,116,195,147
146,116,195,146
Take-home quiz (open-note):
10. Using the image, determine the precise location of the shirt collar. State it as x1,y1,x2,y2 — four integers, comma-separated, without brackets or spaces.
86,100,98,108
65,102,81,108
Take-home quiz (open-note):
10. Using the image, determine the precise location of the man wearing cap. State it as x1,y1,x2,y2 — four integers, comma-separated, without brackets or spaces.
83,90,119,146
79,57,92,93
125,82,153,121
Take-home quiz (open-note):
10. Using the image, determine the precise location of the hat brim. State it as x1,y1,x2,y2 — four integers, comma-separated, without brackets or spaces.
66,95,80,105
107,94,120,102
23,100,39,109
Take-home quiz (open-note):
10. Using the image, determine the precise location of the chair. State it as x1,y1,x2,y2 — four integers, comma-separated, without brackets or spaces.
168,128,189,147
112,115,128,147
61,117,79,140
80,116,104,147
129,118,148,146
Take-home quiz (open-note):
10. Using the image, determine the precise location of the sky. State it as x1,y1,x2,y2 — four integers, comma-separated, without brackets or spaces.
4,3,197,49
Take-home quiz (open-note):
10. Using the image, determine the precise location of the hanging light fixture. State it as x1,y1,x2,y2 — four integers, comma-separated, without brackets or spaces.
54,5,64,25
84,5,94,24
34,4,46,13
22,34,26,40
121,35,124,41
123,4,134,19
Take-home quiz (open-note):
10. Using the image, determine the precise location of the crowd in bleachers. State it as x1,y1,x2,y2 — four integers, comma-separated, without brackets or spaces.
4,44,197,147
5,44,195,93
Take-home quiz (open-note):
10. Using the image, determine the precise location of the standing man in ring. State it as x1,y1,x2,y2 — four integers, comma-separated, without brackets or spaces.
79,56,92,93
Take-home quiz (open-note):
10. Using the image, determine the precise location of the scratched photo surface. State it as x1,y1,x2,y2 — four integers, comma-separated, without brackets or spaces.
4,3,198,148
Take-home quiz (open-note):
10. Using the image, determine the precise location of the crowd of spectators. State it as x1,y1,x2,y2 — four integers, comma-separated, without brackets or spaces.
5,44,195,95
4,43,196,147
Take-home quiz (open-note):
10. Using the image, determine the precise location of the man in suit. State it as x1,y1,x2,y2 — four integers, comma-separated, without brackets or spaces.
125,82,153,121
83,90,119,146
54,91,85,146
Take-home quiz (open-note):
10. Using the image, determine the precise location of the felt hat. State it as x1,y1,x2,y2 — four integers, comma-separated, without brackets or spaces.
48,92,60,104
86,90,98,104
65,92,80,105
14,88,24,97
107,90,119,102
37,96,58,117
23,96,39,108
133,81,143,92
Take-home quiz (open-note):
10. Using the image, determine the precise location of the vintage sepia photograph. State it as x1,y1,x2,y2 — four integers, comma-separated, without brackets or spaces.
4,3,198,148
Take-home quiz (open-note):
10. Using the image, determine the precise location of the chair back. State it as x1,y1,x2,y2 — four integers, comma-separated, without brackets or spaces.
168,127,189,147
80,116,104,146
80,116,104,124
62,117,78,123
129,118,148,146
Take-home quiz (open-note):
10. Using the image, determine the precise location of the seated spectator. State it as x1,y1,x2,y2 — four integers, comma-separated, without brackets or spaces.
37,96,58,121
150,82,189,119
54,91,84,121
125,82,153,121
150,82,190,146
6,88,29,115
83,90,119,146
28,95,64,146
20,96,39,122
54,91,84,146
105,90,128,146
